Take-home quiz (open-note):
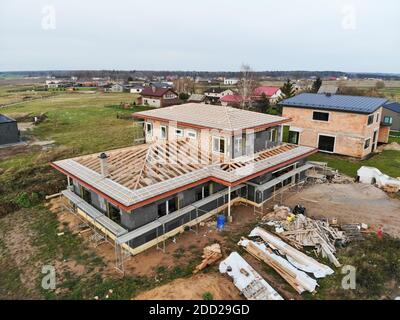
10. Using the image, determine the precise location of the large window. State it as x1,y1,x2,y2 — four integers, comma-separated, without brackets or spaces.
367,114,374,125
383,116,393,125
313,111,329,121
318,135,335,153
195,185,211,201
212,137,226,154
288,131,299,145
157,197,177,217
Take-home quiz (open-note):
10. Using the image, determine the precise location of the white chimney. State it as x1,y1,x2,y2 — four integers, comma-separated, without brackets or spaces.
98,152,109,177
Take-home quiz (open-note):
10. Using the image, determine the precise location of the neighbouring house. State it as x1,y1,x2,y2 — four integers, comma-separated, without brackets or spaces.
220,94,246,107
223,78,239,85
0,114,20,146
204,87,235,104
187,93,206,103
318,85,338,95
104,83,124,93
279,93,390,158
139,86,179,108
52,103,317,270
382,102,400,132
252,86,282,104
123,85,144,94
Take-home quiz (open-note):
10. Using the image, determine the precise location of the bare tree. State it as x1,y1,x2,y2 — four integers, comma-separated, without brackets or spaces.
237,64,258,110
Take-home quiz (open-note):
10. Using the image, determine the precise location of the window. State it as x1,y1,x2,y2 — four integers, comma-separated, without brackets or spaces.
364,138,371,149
313,111,329,121
367,114,374,125
269,128,277,142
288,131,299,145
157,197,177,217
145,122,153,136
212,137,226,154
195,185,211,201
234,136,243,156
376,113,379,122
186,130,197,139
160,125,167,139
373,130,378,143
383,116,393,125
318,135,335,153
175,128,184,137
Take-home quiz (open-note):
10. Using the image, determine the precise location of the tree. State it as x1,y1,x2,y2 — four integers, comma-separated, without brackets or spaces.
179,92,190,101
278,79,296,102
237,64,258,110
127,76,133,82
311,77,322,93
375,81,385,90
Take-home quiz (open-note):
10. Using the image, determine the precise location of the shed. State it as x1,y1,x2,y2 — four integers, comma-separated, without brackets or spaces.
0,114,20,145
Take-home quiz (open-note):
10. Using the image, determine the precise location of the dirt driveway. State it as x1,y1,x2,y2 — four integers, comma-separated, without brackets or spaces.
134,273,242,300
284,183,400,237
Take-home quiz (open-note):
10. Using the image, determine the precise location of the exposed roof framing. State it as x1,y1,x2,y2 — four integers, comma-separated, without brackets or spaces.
52,139,316,210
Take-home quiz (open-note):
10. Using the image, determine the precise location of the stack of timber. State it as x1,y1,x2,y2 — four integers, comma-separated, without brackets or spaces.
340,224,365,241
219,252,283,300
238,238,317,294
264,210,345,267
194,243,222,273
249,227,334,278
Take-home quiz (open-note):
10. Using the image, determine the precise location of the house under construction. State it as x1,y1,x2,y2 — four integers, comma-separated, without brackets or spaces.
51,103,317,270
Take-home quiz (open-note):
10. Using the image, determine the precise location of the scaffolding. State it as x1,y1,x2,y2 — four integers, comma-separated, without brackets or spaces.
251,163,314,216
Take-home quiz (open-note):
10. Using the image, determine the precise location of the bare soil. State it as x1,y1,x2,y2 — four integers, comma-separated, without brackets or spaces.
283,183,400,237
134,273,242,300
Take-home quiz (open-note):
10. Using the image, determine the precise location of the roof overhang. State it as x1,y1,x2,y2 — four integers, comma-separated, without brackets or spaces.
52,145,317,211
132,113,291,133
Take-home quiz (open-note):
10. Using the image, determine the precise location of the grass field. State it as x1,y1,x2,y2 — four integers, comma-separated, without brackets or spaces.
1,84,400,300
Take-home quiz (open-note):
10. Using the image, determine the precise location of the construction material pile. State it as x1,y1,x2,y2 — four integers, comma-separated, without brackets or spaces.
262,205,346,267
219,252,283,300
194,243,222,273
238,227,334,294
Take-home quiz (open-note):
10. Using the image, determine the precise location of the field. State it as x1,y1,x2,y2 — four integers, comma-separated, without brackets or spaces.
1,82,400,300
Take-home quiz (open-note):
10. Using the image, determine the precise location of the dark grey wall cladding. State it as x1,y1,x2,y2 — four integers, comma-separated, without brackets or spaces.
0,122,19,145
121,182,227,231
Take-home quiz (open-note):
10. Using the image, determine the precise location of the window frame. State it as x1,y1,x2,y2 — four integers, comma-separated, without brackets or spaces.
367,114,374,126
364,138,371,150
186,129,197,139
145,122,153,136
312,111,330,122
383,116,393,125
175,128,184,137
212,136,227,154
160,125,167,139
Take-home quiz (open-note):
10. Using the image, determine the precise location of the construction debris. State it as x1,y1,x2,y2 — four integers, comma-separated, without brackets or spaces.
219,252,283,300
341,224,365,241
249,227,334,278
194,243,222,273
262,205,346,267
238,238,317,294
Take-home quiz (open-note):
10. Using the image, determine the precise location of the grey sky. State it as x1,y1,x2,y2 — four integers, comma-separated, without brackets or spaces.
0,0,399,72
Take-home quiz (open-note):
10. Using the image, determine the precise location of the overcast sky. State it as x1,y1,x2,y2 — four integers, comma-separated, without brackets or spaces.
0,0,399,73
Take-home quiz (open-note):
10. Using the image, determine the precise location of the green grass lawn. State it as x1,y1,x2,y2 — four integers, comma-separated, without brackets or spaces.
2,92,148,154
310,150,400,178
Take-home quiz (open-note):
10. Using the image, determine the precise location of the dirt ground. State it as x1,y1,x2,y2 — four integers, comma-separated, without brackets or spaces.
134,273,242,300
284,183,400,237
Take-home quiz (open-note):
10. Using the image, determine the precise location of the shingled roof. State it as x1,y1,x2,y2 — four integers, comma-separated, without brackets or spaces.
140,87,175,97
279,93,388,114
133,103,289,132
